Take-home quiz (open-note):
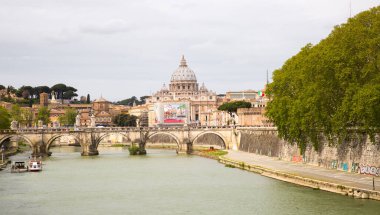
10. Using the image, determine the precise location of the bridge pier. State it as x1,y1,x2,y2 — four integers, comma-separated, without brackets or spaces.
138,142,147,155
81,145,99,156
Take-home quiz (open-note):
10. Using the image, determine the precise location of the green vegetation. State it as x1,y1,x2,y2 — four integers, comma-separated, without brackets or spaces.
113,114,137,127
111,144,125,147
0,106,11,129
225,164,236,168
58,108,77,126
116,96,149,106
199,149,228,159
0,83,83,105
10,104,22,122
86,94,91,104
218,101,251,114
36,107,51,125
266,6,380,153
128,144,140,155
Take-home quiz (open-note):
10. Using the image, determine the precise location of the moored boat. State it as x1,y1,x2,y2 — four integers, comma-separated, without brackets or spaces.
11,161,28,173
28,159,42,172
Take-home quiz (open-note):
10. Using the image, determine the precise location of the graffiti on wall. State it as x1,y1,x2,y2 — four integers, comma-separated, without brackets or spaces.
292,155,302,163
359,165,380,177
351,163,360,173
340,162,348,171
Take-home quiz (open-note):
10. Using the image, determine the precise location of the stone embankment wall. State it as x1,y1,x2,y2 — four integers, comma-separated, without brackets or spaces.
239,130,380,176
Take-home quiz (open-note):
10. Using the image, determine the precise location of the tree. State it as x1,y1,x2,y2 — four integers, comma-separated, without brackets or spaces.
0,106,11,129
218,101,252,115
63,90,78,100
265,6,380,152
16,85,33,99
116,96,147,106
0,107,11,129
0,85,5,90
51,83,67,100
86,94,91,104
10,104,22,122
58,108,77,126
20,108,33,127
33,86,51,99
112,114,137,127
36,107,51,125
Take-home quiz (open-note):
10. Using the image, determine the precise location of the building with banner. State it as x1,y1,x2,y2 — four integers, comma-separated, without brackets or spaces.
146,56,220,126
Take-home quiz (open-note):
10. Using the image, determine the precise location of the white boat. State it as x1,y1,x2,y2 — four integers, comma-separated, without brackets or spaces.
11,161,28,173
28,159,42,172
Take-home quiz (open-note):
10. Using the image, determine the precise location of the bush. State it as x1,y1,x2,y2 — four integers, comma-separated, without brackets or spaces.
128,144,140,155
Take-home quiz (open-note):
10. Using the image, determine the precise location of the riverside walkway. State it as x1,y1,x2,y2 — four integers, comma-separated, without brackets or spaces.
224,150,380,195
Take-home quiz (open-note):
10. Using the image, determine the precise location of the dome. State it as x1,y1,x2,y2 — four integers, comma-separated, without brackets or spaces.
160,83,169,92
200,82,208,91
170,55,197,82
93,96,109,103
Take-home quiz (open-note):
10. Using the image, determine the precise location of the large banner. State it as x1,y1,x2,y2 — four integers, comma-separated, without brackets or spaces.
154,102,189,124
163,103,187,123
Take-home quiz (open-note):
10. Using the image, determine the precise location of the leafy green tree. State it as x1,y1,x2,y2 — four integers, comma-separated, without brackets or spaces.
63,90,78,100
16,86,33,99
116,96,148,106
266,6,380,152
21,108,33,127
33,86,51,99
51,83,67,100
10,104,22,122
36,107,51,125
0,106,11,129
0,85,5,90
86,94,91,104
113,114,137,127
58,108,77,126
218,101,251,115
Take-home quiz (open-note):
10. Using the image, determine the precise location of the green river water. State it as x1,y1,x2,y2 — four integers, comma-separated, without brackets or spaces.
0,146,379,215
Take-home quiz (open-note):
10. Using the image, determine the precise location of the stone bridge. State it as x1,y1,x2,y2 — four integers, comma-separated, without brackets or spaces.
0,126,276,157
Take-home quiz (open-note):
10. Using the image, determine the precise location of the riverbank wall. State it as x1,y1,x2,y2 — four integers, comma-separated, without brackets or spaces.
218,156,380,200
238,129,380,177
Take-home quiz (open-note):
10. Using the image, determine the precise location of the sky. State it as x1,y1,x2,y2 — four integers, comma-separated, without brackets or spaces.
0,0,379,101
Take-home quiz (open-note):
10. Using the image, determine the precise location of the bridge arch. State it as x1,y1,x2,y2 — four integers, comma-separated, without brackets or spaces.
46,134,81,152
147,132,181,149
0,134,34,148
96,132,130,147
192,131,227,149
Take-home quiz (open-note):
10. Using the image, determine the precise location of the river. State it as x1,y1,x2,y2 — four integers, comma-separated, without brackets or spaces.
0,146,379,215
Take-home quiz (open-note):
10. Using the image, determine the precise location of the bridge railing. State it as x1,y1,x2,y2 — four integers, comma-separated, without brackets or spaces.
0,125,278,134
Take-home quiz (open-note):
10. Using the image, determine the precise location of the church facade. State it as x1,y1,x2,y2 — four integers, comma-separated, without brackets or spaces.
146,56,221,126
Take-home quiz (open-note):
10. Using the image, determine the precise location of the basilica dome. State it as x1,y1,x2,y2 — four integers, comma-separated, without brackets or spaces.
170,55,197,82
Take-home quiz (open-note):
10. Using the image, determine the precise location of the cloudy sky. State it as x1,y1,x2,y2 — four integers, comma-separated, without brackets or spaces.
0,0,379,101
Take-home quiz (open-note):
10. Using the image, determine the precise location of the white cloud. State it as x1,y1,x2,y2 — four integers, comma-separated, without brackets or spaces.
0,0,378,101
80,19,132,35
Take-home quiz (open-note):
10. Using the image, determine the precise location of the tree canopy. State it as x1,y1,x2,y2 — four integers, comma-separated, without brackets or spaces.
59,108,77,126
36,107,51,125
0,106,11,129
218,101,252,114
266,6,380,152
116,96,148,106
0,83,79,104
113,114,137,127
